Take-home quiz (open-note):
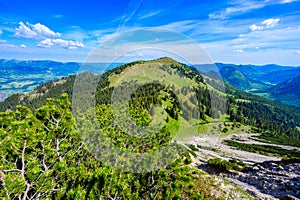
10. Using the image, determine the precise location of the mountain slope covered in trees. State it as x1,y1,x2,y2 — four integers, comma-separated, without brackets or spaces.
0,57,260,199
2,94,229,199
267,75,300,108
219,66,269,91
1,57,300,199
197,63,300,107
2,57,299,138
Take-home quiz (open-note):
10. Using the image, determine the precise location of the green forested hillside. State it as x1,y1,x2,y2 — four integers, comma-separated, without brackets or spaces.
220,66,269,91
0,94,218,199
1,57,300,199
1,57,300,138
268,75,300,108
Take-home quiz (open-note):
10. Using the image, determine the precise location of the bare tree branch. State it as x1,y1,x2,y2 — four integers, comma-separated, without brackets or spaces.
42,123,51,132
21,140,27,178
1,169,22,173
0,172,10,197
56,138,62,161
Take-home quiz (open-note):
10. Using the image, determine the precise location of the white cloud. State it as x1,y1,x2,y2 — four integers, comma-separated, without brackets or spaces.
123,52,144,57
37,38,84,49
14,22,61,39
249,24,264,31
249,18,280,31
0,29,3,35
281,0,299,3
208,0,295,20
262,18,280,28
160,20,201,33
14,22,37,38
197,18,300,65
97,32,121,44
233,49,245,53
20,44,27,48
138,11,161,19
229,25,300,53
53,14,64,19
0,39,17,48
32,23,61,38
209,0,269,20
1,44,17,48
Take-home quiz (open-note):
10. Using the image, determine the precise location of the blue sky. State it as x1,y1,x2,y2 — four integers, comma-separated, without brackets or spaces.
0,0,300,65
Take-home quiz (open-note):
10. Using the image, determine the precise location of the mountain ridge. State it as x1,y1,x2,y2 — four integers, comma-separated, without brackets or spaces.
1,57,300,108
219,66,269,91
268,75,300,107
1,57,300,199
1,57,300,137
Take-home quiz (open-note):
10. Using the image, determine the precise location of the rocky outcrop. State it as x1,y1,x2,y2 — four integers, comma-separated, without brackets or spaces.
188,134,300,199
221,161,300,199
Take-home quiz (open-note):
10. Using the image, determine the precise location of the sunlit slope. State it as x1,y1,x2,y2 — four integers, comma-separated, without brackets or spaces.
1,57,300,141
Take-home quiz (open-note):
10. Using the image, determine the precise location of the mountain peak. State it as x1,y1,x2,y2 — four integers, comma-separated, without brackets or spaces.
151,57,184,66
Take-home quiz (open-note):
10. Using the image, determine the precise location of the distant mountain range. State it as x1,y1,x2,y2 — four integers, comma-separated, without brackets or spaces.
195,63,300,107
260,68,300,84
0,59,122,101
195,63,295,78
1,59,299,107
218,66,269,91
268,75,300,107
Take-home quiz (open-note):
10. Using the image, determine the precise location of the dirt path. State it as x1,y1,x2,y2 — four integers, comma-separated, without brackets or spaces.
229,133,300,151
180,134,281,165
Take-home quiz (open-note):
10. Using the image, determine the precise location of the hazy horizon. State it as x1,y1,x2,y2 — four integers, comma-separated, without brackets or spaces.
1,57,299,67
